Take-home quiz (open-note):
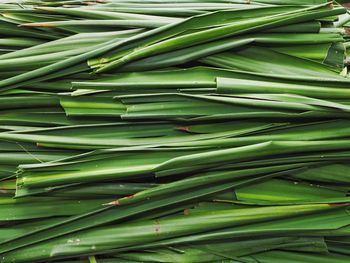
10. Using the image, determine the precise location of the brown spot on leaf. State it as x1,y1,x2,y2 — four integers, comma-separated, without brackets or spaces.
155,220,161,235
344,28,350,37
177,126,191,132
343,3,350,9
105,200,120,206
329,203,350,207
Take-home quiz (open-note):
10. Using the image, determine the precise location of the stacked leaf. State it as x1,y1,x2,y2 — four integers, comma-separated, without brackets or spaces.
1,0,350,262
